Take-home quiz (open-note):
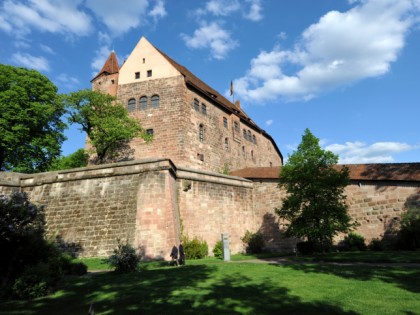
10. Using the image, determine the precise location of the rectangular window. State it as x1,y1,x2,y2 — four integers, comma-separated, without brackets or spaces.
223,117,228,128
194,99,199,111
143,58,145,64
135,72,140,79
147,70,152,77
243,129,247,139
234,122,239,132
146,129,154,135
201,104,207,115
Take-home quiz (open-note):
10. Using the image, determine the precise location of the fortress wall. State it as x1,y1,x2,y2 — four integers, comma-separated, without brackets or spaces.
345,181,420,243
1,161,418,258
176,167,254,254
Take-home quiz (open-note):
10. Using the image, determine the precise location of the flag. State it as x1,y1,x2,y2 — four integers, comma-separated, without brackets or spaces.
230,80,234,96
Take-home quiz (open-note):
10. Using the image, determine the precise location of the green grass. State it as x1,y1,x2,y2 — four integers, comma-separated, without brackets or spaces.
290,250,420,263
1,257,419,315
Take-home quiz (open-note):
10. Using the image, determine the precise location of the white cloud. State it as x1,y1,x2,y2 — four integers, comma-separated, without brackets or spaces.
11,52,50,72
325,141,417,164
55,73,80,91
181,22,239,60
195,0,240,17
149,0,167,22
235,0,420,103
265,119,273,126
85,0,148,35
40,44,55,55
244,0,263,21
0,0,92,38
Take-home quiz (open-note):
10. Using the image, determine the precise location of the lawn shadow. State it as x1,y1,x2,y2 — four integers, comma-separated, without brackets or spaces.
1,264,359,315
281,263,420,294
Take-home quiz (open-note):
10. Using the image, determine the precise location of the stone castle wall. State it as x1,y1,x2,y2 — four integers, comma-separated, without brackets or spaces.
1,160,418,258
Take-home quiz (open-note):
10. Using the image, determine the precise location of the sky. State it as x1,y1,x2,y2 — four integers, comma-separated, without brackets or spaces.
1,0,419,164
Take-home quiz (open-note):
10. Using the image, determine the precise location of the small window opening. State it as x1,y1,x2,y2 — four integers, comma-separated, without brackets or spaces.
223,117,228,128
143,58,145,64
243,129,247,139
199,124,204,143
146,129,154,135
224,138,229,150
147,70,152,77
135,72,140,79
234,122,239,132
111,79,115,84
201,103,207,115
194,98,199,111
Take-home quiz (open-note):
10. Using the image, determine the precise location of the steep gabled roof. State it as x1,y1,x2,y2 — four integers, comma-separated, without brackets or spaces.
156,48,283,162
230,163,420,182
91,51,119,82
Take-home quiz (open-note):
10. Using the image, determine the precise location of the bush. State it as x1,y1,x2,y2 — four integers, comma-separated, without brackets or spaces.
296,241,315,255
69,262,88,276
184,236,208,259
106,240,140,273
398,208,420,250
12,262,58,300
368,238,384,251
241,230,265,254
339,232,367,251
213,241,223,259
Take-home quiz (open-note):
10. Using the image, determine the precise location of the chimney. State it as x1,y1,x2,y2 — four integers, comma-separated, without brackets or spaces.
235,100,241,108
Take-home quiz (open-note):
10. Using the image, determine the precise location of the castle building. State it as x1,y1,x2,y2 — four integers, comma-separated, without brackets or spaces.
91,37,283,172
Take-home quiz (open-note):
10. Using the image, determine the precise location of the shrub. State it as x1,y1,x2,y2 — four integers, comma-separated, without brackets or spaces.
213,241,223,259
184,236,208,259
106,240,140,273
398,208,420,250
241,230,265,254
339,232,367,251
69,262,88,276
368,238,384,251
12,262,58,300
296,241,315,255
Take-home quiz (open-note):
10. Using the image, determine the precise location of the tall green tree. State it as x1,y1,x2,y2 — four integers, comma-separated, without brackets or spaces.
276,129,355,251
0,64,66,172
47,148,88,171
62,89,150,164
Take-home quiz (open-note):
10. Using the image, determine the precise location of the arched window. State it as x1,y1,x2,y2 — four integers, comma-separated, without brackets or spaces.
199,124,204,143
127,98,136,112
248,130,252,141
224,138,229,150
139,96,147,111
151,95,159,108
243,129,247,139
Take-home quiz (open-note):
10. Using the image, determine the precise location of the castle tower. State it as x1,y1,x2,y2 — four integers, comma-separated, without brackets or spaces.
91,50,119,96
91,37,283,172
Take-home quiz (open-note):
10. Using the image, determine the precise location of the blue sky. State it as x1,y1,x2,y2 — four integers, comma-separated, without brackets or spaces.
1,0,419,164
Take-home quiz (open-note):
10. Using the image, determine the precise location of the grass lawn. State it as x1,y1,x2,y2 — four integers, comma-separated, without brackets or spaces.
1,256,419,315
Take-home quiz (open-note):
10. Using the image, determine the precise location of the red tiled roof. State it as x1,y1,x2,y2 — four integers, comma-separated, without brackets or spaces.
336,163,420,182
230,167,281,179
230,163,420,182
91,51,119,81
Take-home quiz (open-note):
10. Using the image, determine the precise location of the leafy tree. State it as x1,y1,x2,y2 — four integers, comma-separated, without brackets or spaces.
48,148,88,171
0,64,66,172
276,129,355,252
62,89,150,164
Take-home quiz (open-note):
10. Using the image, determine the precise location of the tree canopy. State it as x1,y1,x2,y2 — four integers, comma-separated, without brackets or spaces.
0,64,66,172
47,148,88,171
62,89,150,164
276,128,355,251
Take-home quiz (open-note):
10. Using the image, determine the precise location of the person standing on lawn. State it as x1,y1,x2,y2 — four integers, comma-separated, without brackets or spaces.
178,240,185,265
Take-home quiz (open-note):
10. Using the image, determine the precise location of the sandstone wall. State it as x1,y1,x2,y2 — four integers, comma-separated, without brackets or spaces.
1,161,418,258
177,167,254,254
345,181,419,243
